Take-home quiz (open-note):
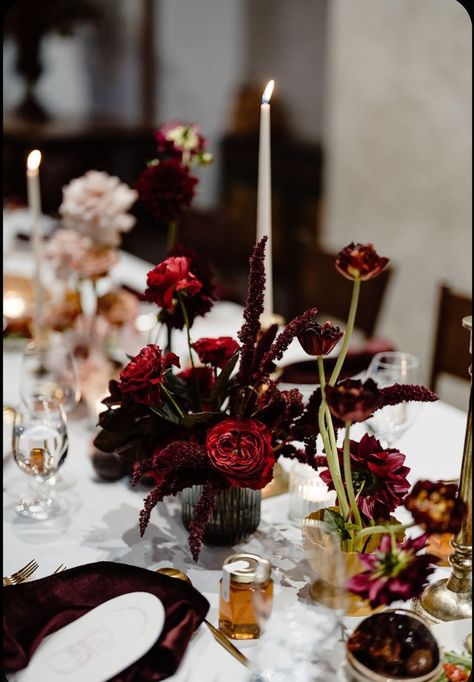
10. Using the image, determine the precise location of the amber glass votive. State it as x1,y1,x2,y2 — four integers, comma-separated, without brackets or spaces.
426,532,453,567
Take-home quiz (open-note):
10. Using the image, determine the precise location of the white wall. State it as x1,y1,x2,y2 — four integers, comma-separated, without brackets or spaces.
323,0,472,407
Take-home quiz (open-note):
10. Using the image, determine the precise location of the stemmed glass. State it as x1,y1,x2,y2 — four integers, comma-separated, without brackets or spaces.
19,336,81,414
365,351,423,446
12,396,69,520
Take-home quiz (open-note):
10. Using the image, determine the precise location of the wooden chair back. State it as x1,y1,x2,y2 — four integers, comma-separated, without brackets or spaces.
429,284,472,391
299,245,393,338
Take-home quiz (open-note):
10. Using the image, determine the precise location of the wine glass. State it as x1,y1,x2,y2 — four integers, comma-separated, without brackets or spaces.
12,396,69,520
365,351,423,446
19,336,81,414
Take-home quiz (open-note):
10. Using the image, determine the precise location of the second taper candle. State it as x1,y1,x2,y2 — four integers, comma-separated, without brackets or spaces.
257,80,274,319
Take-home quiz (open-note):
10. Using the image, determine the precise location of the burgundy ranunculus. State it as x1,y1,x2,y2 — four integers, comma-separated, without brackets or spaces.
335,242,389,281
192,337,240,369
297,320,343,357
144,256,202,312
318,434,411,520
347,533,439,609
178,366,216,398
118,344,179,405
135,158,198,223
404,480,467,535
325,378,382,423
206,418,275,489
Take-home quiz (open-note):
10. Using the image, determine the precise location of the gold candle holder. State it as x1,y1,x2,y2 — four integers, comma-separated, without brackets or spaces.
413,315,472,622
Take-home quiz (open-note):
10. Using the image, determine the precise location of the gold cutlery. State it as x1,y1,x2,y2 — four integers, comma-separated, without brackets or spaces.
53,564,67,573
156,567,250,668
3,559,39,586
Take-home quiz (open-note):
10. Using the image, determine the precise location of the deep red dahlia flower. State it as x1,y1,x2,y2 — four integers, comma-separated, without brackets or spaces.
135,158,198,223
404,480,467,535
297,320,343,357
325,378,382,423
144,256,202,312
118,344,179,405
192,337,240,369
206,418,275,489
335,242,389,281
318,433,411,520
347,533,439,608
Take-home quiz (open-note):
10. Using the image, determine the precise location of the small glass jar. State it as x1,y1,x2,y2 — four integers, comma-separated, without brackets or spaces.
218,552,273,640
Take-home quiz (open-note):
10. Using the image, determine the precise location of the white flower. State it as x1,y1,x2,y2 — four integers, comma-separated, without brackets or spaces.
59,171,138,247
44,229,91,278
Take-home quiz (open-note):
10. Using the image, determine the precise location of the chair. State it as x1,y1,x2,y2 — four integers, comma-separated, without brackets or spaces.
298,245,393,338
429,284,472,392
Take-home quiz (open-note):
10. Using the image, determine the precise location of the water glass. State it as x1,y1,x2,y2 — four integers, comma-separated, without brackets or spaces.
12,396,69,519
365,351,423,446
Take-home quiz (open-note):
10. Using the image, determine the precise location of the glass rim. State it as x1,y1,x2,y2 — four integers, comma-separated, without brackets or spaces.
369,351,420,369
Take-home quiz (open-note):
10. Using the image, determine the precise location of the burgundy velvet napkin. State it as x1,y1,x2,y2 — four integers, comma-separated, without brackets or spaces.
278,338,396,385
3,561,210,681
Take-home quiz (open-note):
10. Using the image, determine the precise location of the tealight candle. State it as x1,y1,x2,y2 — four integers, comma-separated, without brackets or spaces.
288,462,335,525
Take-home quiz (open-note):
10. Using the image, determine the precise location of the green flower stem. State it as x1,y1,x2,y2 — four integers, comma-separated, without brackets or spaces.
329,277,361,386
317,356,350,519
343,421,363,528
178,295,202,410
167,220,178,251
161,385,185,419
354,521,414,545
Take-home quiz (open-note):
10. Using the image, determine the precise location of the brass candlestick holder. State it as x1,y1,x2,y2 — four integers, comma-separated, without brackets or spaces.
414,315,472,622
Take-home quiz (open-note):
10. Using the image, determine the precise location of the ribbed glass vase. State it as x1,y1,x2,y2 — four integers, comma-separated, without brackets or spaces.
180,485,261,546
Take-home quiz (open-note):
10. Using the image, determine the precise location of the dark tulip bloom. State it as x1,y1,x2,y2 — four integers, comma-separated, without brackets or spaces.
297,320,343,357
347,533,439,609
404,480,467,535
325,378,382,423
335,242,389,281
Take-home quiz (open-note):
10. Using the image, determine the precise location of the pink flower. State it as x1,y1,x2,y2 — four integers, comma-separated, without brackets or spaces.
347,534,439,608
44,228,92,278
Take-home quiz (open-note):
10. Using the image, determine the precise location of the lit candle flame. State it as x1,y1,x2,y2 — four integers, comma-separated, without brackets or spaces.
27,149,42,173
261,80,275,105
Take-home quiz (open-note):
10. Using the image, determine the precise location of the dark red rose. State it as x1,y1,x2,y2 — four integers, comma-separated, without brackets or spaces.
144,256,202,312
192,337,240,369
297,320,343,357
318,433,411,520
178,366,216,398
347,534,439,608
404,480,467,535
335,242,389,281
118,344,179,405
206,418,275,489
135,158,198,223
325,378,382,423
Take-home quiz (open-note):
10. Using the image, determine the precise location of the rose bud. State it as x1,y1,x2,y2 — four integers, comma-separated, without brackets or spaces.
192,336,240,369
335,242,389,281
404,480,467,535
325,378,382,422
297,320,343,357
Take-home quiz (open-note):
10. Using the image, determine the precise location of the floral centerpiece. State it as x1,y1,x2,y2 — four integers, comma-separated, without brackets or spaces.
93,238,455,567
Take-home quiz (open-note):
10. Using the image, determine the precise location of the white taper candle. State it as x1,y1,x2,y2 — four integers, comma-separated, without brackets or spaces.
257,80,274,319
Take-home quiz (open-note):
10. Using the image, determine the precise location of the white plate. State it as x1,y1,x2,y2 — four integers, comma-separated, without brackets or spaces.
12,592,166,682
432,618,472,654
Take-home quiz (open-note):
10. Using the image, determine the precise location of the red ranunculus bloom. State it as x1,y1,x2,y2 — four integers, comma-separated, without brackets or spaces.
404,480,467,535
118,344,179,405
135,158,198,223
144,256,202,312
347,534,439,609
206,418,275,489
297,320,343,357
192,337,240,369
325,378,382,423
335,242,389,281
318,434,411,520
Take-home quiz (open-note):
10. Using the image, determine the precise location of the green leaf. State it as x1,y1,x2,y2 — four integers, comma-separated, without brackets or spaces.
181,412,222,428
209,351,239,407
150,404,180,425
323,508,352,541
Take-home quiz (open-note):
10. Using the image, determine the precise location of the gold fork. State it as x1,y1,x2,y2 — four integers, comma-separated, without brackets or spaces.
53,564,67,573
3,559,39,586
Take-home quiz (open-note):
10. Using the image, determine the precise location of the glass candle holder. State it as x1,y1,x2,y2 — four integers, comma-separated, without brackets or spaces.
288,462,335,525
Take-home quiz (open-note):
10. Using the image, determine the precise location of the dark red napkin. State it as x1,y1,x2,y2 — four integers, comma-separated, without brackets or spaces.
3,561,209,681
278,338,396,385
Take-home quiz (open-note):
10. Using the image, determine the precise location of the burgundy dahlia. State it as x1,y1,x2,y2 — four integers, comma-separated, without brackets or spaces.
325,378,382,423
318,434,411,520
118,344,179,405
347,533,439,608
335,242,389,281
135,158,198,223
297,320,343,357
192,337,240,369
404,480,467,535
144,256,202,313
